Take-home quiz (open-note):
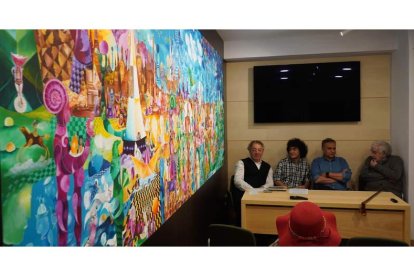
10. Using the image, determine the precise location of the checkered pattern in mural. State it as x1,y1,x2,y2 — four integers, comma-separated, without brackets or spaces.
68,57,86,94
67,116,88,143
125,174,162,242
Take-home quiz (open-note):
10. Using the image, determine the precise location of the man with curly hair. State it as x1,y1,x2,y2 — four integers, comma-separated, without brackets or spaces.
274,138,311,189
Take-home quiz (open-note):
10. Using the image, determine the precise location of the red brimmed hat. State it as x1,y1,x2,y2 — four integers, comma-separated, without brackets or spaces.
276,201,341,246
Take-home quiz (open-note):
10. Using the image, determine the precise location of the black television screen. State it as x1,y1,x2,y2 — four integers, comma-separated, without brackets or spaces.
253,61,361,123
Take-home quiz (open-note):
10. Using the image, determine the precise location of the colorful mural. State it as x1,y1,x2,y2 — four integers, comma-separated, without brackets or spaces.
0,30,224,246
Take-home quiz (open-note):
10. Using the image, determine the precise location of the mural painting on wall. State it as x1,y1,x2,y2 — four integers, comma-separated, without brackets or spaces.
0,30,224,246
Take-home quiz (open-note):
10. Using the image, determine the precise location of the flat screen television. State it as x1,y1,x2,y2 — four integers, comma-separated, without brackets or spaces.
253,61,361,123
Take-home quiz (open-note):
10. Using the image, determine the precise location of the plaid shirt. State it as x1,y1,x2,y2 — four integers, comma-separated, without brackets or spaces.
273,157,311,188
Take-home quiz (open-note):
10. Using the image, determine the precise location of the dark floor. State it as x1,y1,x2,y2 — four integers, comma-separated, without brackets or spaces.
254,234,277,246
340,239,349,246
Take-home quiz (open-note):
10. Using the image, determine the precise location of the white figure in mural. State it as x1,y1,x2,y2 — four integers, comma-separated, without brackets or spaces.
125,30,146,141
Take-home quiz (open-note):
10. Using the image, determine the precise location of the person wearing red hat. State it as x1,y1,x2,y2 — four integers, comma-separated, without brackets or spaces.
275,201,341,246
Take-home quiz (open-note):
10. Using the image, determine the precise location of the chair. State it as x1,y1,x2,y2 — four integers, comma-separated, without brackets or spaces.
230,175,244,226
346,237,409,246
219,188,236,225
207,224,256,246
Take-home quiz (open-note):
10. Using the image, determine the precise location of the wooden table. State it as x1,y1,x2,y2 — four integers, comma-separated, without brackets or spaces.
241,190,411,244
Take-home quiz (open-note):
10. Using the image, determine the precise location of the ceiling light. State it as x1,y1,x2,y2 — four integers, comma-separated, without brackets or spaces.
340,30,352,36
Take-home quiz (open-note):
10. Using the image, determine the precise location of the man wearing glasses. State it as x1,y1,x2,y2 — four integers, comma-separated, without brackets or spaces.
359,140,404,198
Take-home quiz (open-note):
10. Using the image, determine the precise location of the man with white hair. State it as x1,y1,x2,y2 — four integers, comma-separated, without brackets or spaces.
359,141,405,198
232,140,274,226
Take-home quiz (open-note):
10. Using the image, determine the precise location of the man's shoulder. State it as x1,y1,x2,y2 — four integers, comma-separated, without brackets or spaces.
261,160,271,167
335,156,349,163
311,156,324,163
277,157,290,164
389,155,404,163
235,159,245,166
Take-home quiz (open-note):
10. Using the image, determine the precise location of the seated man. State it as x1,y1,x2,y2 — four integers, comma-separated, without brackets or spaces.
232,140,273,225
359,141,405,198
273,138,311,189
311,138,351,190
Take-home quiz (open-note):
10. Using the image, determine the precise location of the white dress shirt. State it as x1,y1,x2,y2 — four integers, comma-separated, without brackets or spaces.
233,159,274,192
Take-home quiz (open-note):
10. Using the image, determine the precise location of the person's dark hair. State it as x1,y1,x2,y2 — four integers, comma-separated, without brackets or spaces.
287,138,308,158
322,138,336,148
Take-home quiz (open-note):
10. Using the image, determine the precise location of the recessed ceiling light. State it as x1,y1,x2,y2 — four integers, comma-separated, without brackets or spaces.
280,69,289,73
335,75,343,78
342,68,352,71
281,77,288,80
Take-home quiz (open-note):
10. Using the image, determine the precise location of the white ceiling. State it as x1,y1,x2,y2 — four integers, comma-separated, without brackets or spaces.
216,30,340,42
215,30,398,60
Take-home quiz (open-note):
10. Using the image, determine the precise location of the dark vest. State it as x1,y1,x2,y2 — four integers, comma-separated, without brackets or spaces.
242,158,271,188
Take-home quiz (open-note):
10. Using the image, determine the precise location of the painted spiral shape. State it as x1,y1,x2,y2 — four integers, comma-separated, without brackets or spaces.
43,79,68,114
